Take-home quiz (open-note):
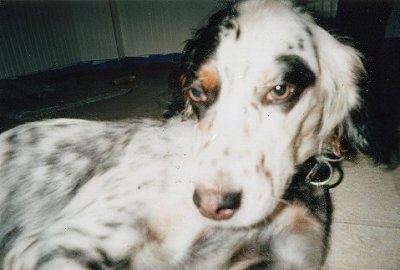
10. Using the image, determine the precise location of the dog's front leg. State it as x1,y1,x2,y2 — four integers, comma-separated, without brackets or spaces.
266,203,326,270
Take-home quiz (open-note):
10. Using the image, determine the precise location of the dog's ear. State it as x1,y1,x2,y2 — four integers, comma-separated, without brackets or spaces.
309,24,373,158
163,68,189,118
164,2,236,119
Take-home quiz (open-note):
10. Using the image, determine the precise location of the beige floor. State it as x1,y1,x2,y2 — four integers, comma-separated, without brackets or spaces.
325,157,400,269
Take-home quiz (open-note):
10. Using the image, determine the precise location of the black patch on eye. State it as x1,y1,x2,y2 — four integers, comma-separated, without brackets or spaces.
274,55,316,111
276,54,316,91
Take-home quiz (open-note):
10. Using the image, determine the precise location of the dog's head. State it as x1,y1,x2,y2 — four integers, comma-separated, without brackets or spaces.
170,0,370,227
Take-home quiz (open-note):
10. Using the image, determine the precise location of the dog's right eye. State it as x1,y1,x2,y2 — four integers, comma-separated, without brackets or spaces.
270,84,295,100
261,84,296,105
188,86,207,103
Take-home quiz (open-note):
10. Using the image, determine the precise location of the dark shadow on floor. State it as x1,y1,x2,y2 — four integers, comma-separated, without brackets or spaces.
0,61,177,132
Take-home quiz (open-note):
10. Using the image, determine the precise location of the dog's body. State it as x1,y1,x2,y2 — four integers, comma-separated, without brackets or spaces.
1,0,375,269
0,118,329,269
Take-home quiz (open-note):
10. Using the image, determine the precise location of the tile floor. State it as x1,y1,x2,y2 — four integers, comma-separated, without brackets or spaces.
325,157,400,269
1,66,399,269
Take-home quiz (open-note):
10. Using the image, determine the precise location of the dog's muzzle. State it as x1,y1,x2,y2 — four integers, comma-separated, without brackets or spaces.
193,187,242,220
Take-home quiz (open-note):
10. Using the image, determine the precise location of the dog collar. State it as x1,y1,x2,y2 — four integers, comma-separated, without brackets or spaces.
304,154,343,187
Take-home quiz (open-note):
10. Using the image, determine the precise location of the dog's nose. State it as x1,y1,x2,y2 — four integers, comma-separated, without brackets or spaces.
193,188,242,220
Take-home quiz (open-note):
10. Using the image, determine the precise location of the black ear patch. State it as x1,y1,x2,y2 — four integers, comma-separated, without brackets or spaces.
342,68,399,167
276,55,316,91
340,66,373,159
164,2,236,118
342,106,373,159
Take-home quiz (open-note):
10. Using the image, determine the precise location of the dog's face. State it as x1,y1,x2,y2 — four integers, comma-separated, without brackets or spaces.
177,0,366,227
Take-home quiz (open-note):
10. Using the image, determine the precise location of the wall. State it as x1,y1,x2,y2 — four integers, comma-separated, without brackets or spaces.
0,0,399,80
115,0,218,57
0,0,220,80
386,0,400,38
0,1,80,79
70,0,119,61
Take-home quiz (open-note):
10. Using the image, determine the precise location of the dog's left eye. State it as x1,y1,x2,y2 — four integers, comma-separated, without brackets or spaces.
188,86,207,103
262,84,296,105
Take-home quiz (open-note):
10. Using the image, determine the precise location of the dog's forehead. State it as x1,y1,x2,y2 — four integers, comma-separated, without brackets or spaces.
214,3,318,79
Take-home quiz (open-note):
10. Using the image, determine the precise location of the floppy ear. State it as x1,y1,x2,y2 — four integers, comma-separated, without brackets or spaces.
309,24,372,158
164,2,236,119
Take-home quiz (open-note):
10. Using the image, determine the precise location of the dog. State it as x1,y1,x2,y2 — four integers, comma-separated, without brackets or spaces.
1,0,376,269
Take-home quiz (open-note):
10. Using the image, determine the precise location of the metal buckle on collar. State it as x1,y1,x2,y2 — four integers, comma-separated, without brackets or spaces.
305,154,343,186
305,158,332,186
